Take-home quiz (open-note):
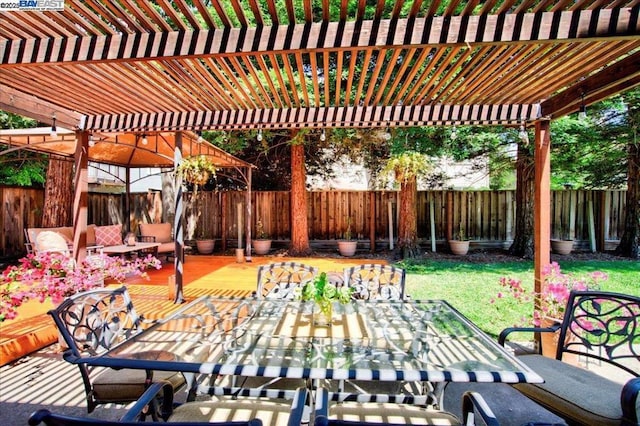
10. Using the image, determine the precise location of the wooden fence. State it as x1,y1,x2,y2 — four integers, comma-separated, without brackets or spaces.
1,187,627,256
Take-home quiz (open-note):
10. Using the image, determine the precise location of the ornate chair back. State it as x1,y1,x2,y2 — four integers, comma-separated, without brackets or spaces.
48,286,185,413
256,262,318,299
343,264,406,301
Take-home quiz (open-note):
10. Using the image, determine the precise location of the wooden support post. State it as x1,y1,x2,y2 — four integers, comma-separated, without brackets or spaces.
237,202,243,249
221,192,227,252
369,192,376,253
446,192,453,241
72,130,89,264
388,200,394,250
534,121,551,299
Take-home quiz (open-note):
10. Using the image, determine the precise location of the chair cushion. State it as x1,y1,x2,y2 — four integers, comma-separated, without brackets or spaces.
514,354,624,426
95,224,123,247
169,398,295,425
329,403,460,425
139,223,172,243
35,231,70,254
157,241,175,254
93,368,184,402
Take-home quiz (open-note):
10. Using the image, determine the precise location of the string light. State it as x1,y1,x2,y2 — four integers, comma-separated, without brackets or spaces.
50,113,57,138
383,124,391,141
518,123,529,145
88,133,95,147
450,126,457,140
579,92,587,121
257,128,263,142
197,131,204,143
320,129,326,142
141,134,148,145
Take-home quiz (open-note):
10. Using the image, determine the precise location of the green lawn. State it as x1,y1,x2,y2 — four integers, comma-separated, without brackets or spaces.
397,258,640,340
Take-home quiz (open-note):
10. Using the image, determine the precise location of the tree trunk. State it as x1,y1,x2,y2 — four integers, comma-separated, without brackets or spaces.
290,137,311,255
41,157,74,227
616,141,640,258
509,142,535,258
397,174,420,258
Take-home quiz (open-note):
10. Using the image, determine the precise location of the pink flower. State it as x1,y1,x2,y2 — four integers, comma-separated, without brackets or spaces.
495,262,606,326
0,252,161,322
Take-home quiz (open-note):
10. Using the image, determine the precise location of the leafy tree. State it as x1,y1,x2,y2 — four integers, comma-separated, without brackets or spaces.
0,111,47,187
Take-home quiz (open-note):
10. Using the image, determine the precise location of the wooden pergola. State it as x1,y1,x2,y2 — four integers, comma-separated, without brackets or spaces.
1,0,639,299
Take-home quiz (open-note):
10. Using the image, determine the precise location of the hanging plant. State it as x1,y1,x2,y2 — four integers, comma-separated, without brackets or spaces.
176,155,217,194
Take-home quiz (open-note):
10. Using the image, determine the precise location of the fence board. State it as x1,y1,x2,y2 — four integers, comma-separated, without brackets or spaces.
0,187,628,257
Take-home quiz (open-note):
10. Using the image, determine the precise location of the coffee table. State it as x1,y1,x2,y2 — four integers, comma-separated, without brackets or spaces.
102,242,160,257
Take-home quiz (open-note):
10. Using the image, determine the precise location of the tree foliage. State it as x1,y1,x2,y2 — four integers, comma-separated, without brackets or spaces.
0,111,47,187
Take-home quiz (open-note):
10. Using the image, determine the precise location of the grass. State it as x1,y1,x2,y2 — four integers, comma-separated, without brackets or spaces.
398,258,640,340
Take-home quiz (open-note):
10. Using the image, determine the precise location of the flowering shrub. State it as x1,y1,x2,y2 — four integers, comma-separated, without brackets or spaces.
492,262,607,326
0,252,162,322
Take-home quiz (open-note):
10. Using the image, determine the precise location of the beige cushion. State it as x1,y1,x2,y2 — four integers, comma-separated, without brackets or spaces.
93,368,185,402
169,398,296,426
514,354,624,426
35,231,70,254
139,223,172,243
329,403,461,425
92,350,185,402
28,227,73,244
94,224,123,246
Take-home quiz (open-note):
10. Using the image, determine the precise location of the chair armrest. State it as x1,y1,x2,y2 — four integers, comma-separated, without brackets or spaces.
120,380,175,421
621,377,640,426
498,322,562,349
289,387,309,426
462,391,500,426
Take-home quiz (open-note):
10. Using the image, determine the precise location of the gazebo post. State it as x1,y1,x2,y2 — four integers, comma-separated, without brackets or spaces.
72,130,89,264
173,132,185,303
125,168,131,233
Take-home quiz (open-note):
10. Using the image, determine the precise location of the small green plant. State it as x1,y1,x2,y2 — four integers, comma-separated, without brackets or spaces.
454,223,467,240
255,219,269,239
343,217,353,240
296,272,353,318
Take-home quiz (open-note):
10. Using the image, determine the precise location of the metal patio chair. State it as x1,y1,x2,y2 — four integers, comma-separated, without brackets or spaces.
344,264,406,301
255,261,319,299
48,286,186,413
29,381,309,426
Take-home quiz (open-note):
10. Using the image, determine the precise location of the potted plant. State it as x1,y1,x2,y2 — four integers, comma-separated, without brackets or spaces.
296,272,353,326
176,155,217,254
448,223,470,255
252,219,272,255
337,217,357,257
551,222,573,255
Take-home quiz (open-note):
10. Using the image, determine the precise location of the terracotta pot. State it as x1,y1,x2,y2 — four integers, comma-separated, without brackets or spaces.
539,317,578,365
337,240,357,257
196,239,215,254
550,239,573,255
252,239,272,255
448,240,470,255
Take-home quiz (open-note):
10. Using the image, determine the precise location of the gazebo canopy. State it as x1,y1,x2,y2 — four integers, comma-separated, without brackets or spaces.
0,127,250,169
0,0,638,133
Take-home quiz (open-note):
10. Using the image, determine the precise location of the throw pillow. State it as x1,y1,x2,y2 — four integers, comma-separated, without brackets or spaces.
95,224,123,246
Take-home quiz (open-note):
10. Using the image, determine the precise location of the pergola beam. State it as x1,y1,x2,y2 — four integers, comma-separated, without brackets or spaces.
0,85,84,129
541,52,640,118
1,9,637,66
84,103,542,132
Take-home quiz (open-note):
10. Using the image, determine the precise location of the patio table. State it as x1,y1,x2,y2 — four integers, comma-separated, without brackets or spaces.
62,296,542,399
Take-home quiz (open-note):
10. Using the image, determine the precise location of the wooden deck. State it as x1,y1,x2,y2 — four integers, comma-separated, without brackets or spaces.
0,255,385,366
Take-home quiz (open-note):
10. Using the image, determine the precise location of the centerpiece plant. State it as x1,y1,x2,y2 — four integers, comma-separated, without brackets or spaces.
0,252,161,322
296,272,353,324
